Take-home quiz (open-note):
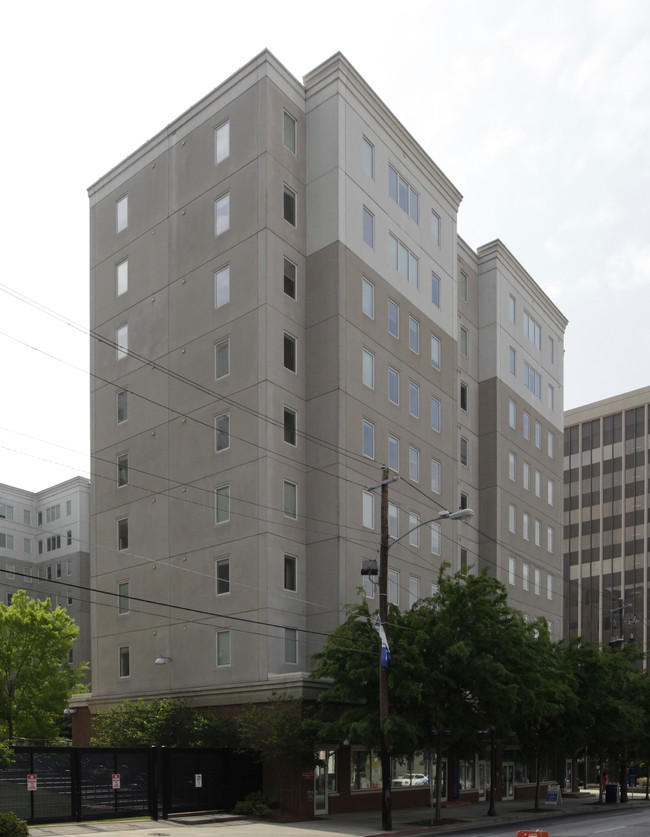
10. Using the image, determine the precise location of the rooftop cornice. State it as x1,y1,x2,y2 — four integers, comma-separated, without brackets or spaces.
565,385,650,421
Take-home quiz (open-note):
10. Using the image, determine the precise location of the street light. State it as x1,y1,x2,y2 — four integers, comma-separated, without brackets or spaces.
369,465,474,831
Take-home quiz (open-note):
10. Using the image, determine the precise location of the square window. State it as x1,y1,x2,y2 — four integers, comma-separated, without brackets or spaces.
362,207,374,247
215,120,230,164
116,324,128,360
283,333,296,372
362,137,374,178
460,326,468,357
215,193,230,235
431,334,441,370
409,382,419,418
215,412,230,452
215,266,230,308
431,211,440,246
388,435,399,472
117,453,129,487
116,196,128,232
284,407,297,445
216,557,230,595
388,299,399,337
362,490,374,529
283,111,297,154
362,420,374,458
362,349,374,389
117,518,128,551
284,628,297,664
215,338,230,379
216,630,231,666
283,480,297,519
118,582,129,615
431,459,441,493
460,382,468,411
409,446,419,482
460,436,469,467
116,259,128,296
284,258,297,299
117,390,128,424
409,317,419,353
362,277,374,318
432,273,440,308
119,646,130,677
283,185,297,225
388,367,399,405
215,485,230,524
431,397,441,432
284,554,297,591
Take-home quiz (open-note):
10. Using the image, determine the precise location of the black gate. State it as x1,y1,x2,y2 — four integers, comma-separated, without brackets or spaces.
0,746,260,824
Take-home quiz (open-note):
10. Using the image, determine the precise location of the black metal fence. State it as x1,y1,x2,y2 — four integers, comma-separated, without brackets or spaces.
0,746,261,824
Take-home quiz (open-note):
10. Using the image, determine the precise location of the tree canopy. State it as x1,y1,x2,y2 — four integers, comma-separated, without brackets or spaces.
0,590,87,740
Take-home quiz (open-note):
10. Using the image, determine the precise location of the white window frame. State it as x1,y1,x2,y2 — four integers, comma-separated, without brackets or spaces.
362,349,375,389
409,446,420,483
116,258,128,296
431,210,440,246
362,277,374,318
431,334,441,370
388,367,399,405
215,484,230,524
409,317,420,354
431,459,441,493
388,435,399,472
362,491,374,529
363,206,374,247
431,397,441,432
215,412,230,452
388,299,399,337
362,419,375,459
216,630,231,667
116,324,128,360
409,382,420,418
283,111,297,154
215,120,230,164
215,337,230,379
362,136,374,178
215,265,230,308
215,192,230,236
116,196,128,232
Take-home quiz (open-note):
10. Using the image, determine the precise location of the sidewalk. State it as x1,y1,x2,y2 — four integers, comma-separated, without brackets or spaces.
28,789,650,837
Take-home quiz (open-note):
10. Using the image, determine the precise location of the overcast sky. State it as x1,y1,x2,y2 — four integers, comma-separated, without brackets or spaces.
1,0,648,492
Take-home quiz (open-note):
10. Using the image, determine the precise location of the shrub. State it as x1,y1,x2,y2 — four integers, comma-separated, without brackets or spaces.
233,791,279,818
0,812,29,837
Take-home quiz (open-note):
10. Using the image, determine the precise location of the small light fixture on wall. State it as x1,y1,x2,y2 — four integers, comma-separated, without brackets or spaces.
154,656,172,665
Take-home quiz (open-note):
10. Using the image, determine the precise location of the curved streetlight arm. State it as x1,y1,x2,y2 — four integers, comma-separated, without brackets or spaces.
387,508,474,552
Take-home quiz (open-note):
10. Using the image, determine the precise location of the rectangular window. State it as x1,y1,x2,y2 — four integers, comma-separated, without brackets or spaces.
409,317,419,353
388,367,399,405
66,530,72,546
116,324,128,360
431,211,440,246
547,574,553,600
388,569,399,604
431,397,441,432
460,382,468,412
523,412,530,439
508,400,516,429
408,513,420,547
547,431,554,458
508,452,516,481
431,522,441,555
509,347,516,376
362,349,374,389
117,389,128,423
534,520,542,547
117,453,129,487
362,207,374,246
215,412,230,452
215,338,230,379
116,196,128,232
508,504,516,533
116,258,128,296
66,559,72,576
215,120,230,164
547,526,554,553
547,479,554,506
283,186,296,226
283,333,296,372
460,270,468,301
431,459,441,493
409,576,420,608
409,382,419,418
388,299,399,337
66,500,71,516
118,582,129,615
388,435,399,472
284,628,297,664
362,491,374,529
522,564,529,591
389,233,418,286
215,265,230,308
283,258,297,299
523,462,530,490
362,277,374,318
524,361,541,398
460,547,469,569
524,311,541,349
119,646,130,678
24,540,31,555
431,334,441,370
388,503,399,539
117,518,128,551
283,480,297,519
523,512,530,541
284,407,297,445
547,384,554,411
508,557,516,586
389,164,418,221
409,446,419,482
535,421,542,448
548,335,554,363
460,326,468,357
362,136,374,177
283,111,297,153
534,569,541,596
216,630,231,666
284,554,297,591
215,192,230,235
0,505,13,521
363,574,375,599
534,470,542,498
5,564,15,579
509,294,516,323
215,485,230,524
23,510,30,525
432,273,440,307
216,557,230,595
460,436,469,467
362,420,374,458
46,504,61,523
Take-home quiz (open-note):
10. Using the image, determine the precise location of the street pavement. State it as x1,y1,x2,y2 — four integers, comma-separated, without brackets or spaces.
28,789,650,837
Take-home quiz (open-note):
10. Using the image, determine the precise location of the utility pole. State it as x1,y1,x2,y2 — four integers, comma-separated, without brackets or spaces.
378,464,391,832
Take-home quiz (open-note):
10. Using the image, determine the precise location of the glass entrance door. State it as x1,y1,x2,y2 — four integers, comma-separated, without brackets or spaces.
314,750,337,815
502,762,514,798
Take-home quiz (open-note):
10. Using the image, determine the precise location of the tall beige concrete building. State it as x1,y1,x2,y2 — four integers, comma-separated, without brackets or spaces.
564,387,650,653
83,50,567,777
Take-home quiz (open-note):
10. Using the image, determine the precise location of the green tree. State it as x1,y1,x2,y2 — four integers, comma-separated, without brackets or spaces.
0,590,86,739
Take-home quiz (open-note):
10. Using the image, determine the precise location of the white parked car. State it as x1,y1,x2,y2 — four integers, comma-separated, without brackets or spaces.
393,773,428,787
